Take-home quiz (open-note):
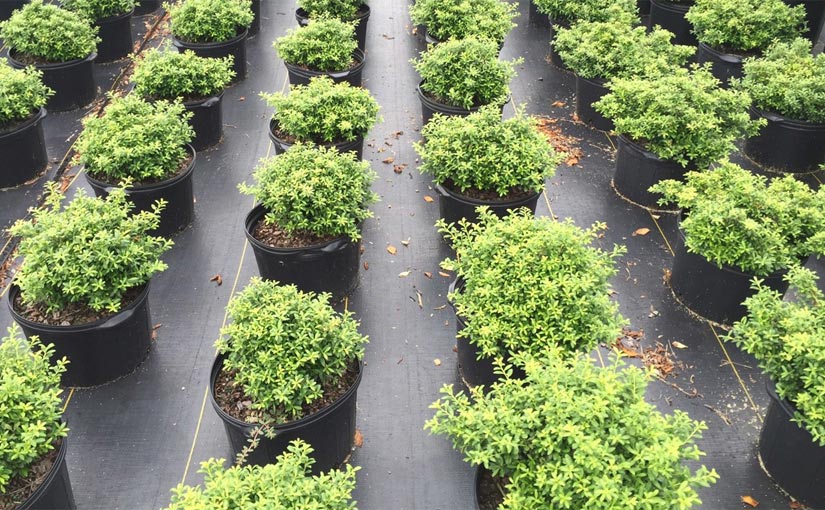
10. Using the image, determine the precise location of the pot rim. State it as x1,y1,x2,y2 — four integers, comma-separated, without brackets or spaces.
697,41,746,63
7,50,97,70
17,433,69,510
267,117,363,151
0,107,46,140
84,144,197,193
417,80,511,114
616,134,697,168
244,203,357,253
436,182,541,208
750,105,825,129
283,47,366,77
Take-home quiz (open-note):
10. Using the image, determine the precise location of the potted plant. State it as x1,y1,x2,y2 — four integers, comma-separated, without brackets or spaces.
164,440,358,508
438,208,626,388
648,0,697,46
0,0,99,111
261,76,380,159
75,94,197,237
0,60,53,188
729,266,825,509
554,19,694,130
273,17,364,88
239,143,378,300
167,0,254,82
409,0,518,48
7,184,173,387
209,278,368,472
414,106,563,224
650,160,825,326
62,0,136,63
296,0,369,50
425,354,719,509
412,37,520,124
685,0,805,85
594,65,761,210
132,44,235,150
739,38,825,174
0,326,73,510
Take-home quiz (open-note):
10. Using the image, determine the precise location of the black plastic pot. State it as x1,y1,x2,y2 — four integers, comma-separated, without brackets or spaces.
548,18,570,70
8,283,153,387
759,383,825,509
417,81,510,125
0,0,27,21
744,107,825,174
696,42,743,87
8,52,97,112
172,29,248,83
268,118,364,160
85,145,196,237
613,135,692,211
296,5,370,50
248,0,260,37
437,183,540,225
16,437,75,510
185,93,224,151
638,0,652,15
575,76,613,131
528,0,551,27
133,0,160,15
648,0,697,47
285,48,365,88
209,354,362,474
244,205,361,302
669,230,790,326
94,9,134,63
784,0,825,42
0,108,48,189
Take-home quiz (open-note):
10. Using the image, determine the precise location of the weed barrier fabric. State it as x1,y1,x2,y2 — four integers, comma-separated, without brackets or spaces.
0,1,821,509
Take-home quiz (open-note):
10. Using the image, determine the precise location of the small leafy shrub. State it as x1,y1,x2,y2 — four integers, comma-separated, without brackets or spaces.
414,106,562,196
167,0,254,43
261,76,380,144
0,61,53,126
216,278,368,423
739,38,825,124
239,143,378,241
0,326,68,498
132,44,235,100
165,440,358,509
731,267,825,445
409,0,517,45
62,0,135,20
0,0,100,62
274,17,357,71
533,0,637,22
9,184,173,313
686,0,804,53
554,20,694,80
594,65,762,167
75,95,194,184
412,37,521,109
426,354,719,510
298,0,361,20
650,161,825,275
439,208,626,359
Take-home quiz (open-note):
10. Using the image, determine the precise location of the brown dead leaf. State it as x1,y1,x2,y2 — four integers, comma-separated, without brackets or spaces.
672,341,688,349
452,345,458,353
551,101,566,107
238,96,245,101
535,117,583,168
433,358,442,366
363,262,369,270
354,429,364,447
390,130,404,139
741,495,759,508
423,195,434,203
789,501,806,509
438,271,451,278
393,163,407,174
210,274,223,285
433,304,447,310
632,228,651,237
424,272,433,279
382,34,395,39
151,323,162,341
401,238,410,247
387,245,397,255
382,156,395,164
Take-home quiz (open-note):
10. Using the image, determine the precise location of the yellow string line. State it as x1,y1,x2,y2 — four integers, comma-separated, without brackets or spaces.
648,211,674,257
709,324,762,422
541,189,554,221
604,132,616,151
61,388,75,413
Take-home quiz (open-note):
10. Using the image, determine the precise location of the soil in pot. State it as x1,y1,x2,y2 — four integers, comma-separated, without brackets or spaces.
417,81,510,125
612,135,693,211
0,108,48,189
1,437,75,510
209,354,363,474
474,467,506,510
94,9,134,63
172,29,248,83
436,182,539,225
268,118,364,159
575,76,613,131
184,93,224,151
285,48,365,88
7,52,97,112
648,0,698,47
696,42,745,87
296,4,370,50
744,107,825,174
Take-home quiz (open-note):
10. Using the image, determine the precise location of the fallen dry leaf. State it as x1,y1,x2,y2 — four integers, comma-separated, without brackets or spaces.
438,271,451,278
633,228,651,237
741,495,759,508
398,271,411,278
551,101,566,107
423,195,434,203
401,238,410,247
433,304,446,310
572,112,580,122
672,341,688,349
238,96,245,101
382,34,394,39
382,156,395,164
390,130,403,139
789,501,805,509
387,245,397,255
354,429,364,447
393,163,407,174
433,358,442,366
210,274,223,286
363,262,369,270
424,271,433,279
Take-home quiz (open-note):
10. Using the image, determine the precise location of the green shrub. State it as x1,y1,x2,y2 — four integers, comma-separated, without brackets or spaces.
426,354,719,510
0,60,53,126
730,267,825,446
0,0,100,62
167,0,254,43
532,0,637,22
261,76,380,144
414,106,562,197
594,65,762,167
239,143,378,241
216,278,368,423
62,0,135,20
274,17,357,71
739,38,825,124
298,0,361,20
9,184,173,313
412,37,521,109
439,209,626,360
75,95,194,184
554,20,694,80
409,0,518,46
686,0,804,53
166,440,358,509
0,326,68,499
649,161,825,275
132,45,235,100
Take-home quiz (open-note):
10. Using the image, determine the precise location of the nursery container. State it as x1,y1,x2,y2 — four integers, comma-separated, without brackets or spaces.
172,29,248,83
548,18,570,69
249,0,260,36
134,0,160,15
209,354,363,474
436,184,539,225
784,0,825,42
296,4,370,50
613,135,692,210
696,43,743,86
268,118,364,160
185,92,224,151
638,0,652,15
744,107,825,174
8,52,97,112
16,437,76,510
285,48,365,88
575,76,614,131
417,81,510,125
0,108,48,189
94,9,134,63
452,305,525,390
528,0,550,26
648,0,697,47
0,0,27,20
